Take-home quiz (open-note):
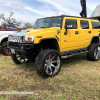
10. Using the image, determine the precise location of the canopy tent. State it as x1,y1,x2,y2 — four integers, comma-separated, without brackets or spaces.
91,5,100,21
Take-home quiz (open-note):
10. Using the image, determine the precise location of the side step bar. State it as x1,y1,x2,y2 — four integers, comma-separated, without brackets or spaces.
61,51,88,58
61,48,88,59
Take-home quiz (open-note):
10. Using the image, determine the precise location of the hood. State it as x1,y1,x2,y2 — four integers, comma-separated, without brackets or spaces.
14,27,60,36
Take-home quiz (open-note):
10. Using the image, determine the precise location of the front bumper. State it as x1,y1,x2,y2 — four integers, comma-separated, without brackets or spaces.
8,42,34,51
7,42,34,56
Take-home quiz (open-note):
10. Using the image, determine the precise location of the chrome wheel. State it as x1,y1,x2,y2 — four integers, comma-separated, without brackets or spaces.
1,42,11,55
94,46,100,60
3,44,11,55
44,53,60,75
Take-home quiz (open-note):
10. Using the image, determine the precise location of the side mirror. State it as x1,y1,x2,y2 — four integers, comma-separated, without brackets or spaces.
64,24,73,35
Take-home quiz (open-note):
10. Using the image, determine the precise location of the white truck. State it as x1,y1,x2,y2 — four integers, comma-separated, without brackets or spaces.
0,31,15,55
0,25,20,55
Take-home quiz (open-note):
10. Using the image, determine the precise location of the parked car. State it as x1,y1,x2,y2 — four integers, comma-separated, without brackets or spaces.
0,25,20,31
0,25,21,55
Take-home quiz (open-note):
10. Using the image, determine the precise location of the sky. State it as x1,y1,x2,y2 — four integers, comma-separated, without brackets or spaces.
0,0,99,26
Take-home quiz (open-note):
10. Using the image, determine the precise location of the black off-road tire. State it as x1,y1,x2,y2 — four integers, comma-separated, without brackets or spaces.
35,49,61,77
1,41,11,55
11,54,29,64
87,43,100,61
11,54,21,64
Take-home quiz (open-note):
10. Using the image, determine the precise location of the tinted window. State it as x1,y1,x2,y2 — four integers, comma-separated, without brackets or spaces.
65,20,77,29
91,22,100,29
80,20,89,29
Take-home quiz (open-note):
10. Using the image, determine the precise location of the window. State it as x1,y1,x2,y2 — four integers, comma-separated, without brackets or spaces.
65,20,77,29
33,17,63,28
80,20,89,29
91,22,100,29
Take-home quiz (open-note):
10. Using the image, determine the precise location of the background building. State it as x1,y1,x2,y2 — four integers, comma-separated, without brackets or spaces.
91,5,100,21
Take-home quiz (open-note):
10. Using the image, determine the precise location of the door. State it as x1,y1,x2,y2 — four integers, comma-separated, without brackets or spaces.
79,20,90,48
61,17,80,52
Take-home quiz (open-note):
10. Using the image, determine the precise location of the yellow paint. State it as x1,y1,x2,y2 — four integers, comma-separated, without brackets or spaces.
11,17,100,52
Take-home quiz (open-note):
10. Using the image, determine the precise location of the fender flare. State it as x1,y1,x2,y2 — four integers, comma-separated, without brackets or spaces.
39,38,60,51
88,36,99,47
39,38,57,43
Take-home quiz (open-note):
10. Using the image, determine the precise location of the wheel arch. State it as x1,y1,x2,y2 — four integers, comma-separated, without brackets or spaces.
1,37,8,45
91,36,99,43
88,36,99,47
39,38,60,51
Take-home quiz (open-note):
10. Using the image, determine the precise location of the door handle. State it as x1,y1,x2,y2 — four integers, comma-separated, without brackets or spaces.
75,31,79,34
64,40,67,42
89,31,91,33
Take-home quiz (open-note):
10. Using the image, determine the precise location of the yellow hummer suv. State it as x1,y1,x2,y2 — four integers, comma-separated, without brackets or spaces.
8,15,100,77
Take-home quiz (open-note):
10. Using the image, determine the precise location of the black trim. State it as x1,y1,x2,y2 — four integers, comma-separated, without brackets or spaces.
8,42,34,50
8,48,34,60
39,38,60,51
39,38,57,43
62,51,88,59
61,47,87,55
60,17,64,29
61,47,88,59
13,49,26,55
88,36,99,47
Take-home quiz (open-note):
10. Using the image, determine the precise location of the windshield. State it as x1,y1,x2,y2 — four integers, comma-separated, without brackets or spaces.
33,17,63,28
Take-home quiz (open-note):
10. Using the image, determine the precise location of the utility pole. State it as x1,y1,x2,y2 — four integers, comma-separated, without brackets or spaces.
80,0,87,18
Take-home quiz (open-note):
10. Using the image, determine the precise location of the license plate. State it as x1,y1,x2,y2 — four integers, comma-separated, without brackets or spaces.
11,49,15,54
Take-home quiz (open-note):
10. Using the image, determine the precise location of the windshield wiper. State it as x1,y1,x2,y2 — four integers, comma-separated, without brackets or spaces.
40,27,47,28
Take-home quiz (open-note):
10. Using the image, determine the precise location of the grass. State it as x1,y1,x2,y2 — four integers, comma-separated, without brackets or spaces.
0,82,4,87
0,52,100,99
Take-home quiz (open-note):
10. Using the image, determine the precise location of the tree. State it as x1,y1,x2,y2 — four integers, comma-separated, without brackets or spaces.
22,22,33,29
0,12,21,27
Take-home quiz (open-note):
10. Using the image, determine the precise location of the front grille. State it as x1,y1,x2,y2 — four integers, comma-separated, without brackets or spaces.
8,35,23,42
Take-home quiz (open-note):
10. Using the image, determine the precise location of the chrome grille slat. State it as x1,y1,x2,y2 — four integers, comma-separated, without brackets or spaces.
8,34,34,43
8,35,23,43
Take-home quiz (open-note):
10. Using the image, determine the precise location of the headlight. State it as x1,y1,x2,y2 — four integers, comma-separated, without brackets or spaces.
25,35,34,42
8,34,34,43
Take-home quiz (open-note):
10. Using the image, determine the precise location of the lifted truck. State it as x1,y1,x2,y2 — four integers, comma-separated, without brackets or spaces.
8,15,100,77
